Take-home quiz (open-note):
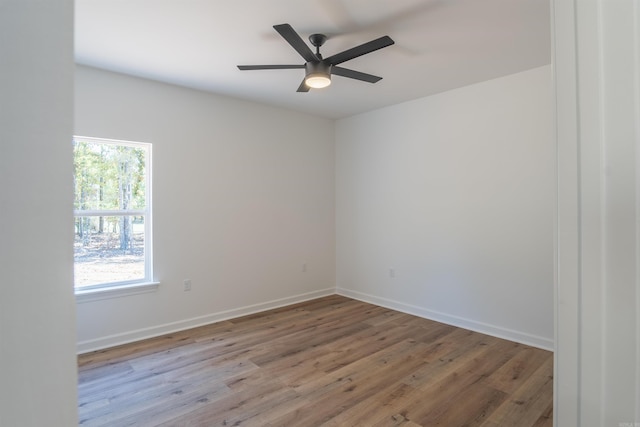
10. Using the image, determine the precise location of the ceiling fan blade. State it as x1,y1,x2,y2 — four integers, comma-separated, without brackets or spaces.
296,78,310,92
332,66,382,83
273,24,318,62
237,65,305,70
325,35,394,66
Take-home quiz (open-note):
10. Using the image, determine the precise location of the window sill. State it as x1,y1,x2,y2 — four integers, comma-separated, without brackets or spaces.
75,281,159,303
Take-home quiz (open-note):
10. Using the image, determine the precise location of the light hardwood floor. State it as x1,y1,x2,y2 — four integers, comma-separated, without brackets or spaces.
78,295,553,426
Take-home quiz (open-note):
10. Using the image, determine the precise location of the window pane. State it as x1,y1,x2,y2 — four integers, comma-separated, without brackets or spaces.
73,141,147,211
74,216,145,288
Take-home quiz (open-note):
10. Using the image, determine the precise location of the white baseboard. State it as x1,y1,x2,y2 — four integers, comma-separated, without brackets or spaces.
77,288,335,354
336,287,554,351
78,286,554,354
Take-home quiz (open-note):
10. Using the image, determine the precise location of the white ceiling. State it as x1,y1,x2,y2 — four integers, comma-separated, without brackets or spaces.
75,0,551,120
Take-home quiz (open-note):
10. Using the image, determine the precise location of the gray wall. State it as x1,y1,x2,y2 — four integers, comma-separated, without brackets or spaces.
0,0,78,425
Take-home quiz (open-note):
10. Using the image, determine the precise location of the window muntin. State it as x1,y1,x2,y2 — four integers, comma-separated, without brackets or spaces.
73,136,152,290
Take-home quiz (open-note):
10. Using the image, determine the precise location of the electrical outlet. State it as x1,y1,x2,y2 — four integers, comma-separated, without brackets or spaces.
183,279,192,291
389,268,396,278
302,263,307,273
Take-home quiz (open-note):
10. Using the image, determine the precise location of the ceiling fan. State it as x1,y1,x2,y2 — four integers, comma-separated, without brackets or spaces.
237,23,394,92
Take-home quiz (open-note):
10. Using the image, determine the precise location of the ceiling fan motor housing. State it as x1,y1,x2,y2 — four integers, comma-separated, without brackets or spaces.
305,61,332,78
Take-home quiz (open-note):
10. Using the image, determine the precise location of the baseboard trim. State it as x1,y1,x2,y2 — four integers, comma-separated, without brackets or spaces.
77,288,335,354
336,287,554,351
78,287,554,354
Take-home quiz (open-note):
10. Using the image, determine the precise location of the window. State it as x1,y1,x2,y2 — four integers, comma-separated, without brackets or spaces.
73,136,153,293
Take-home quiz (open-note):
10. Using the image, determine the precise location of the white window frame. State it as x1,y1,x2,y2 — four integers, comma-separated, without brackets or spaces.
73,136,157,300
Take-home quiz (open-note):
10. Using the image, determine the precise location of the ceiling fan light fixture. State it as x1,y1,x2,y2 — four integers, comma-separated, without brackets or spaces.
305,73,331,88
305,61,332,89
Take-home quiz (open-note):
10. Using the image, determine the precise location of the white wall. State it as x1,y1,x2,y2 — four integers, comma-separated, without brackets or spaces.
554,0,640,424
0,1,78,425
336,66,554,349
75,66,335,352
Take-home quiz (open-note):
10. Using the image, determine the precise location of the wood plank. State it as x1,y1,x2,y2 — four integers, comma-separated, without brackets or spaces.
486,345,551,393
321,382,419,426
77,295,553,426
479,357,554,427
390,338,515,425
